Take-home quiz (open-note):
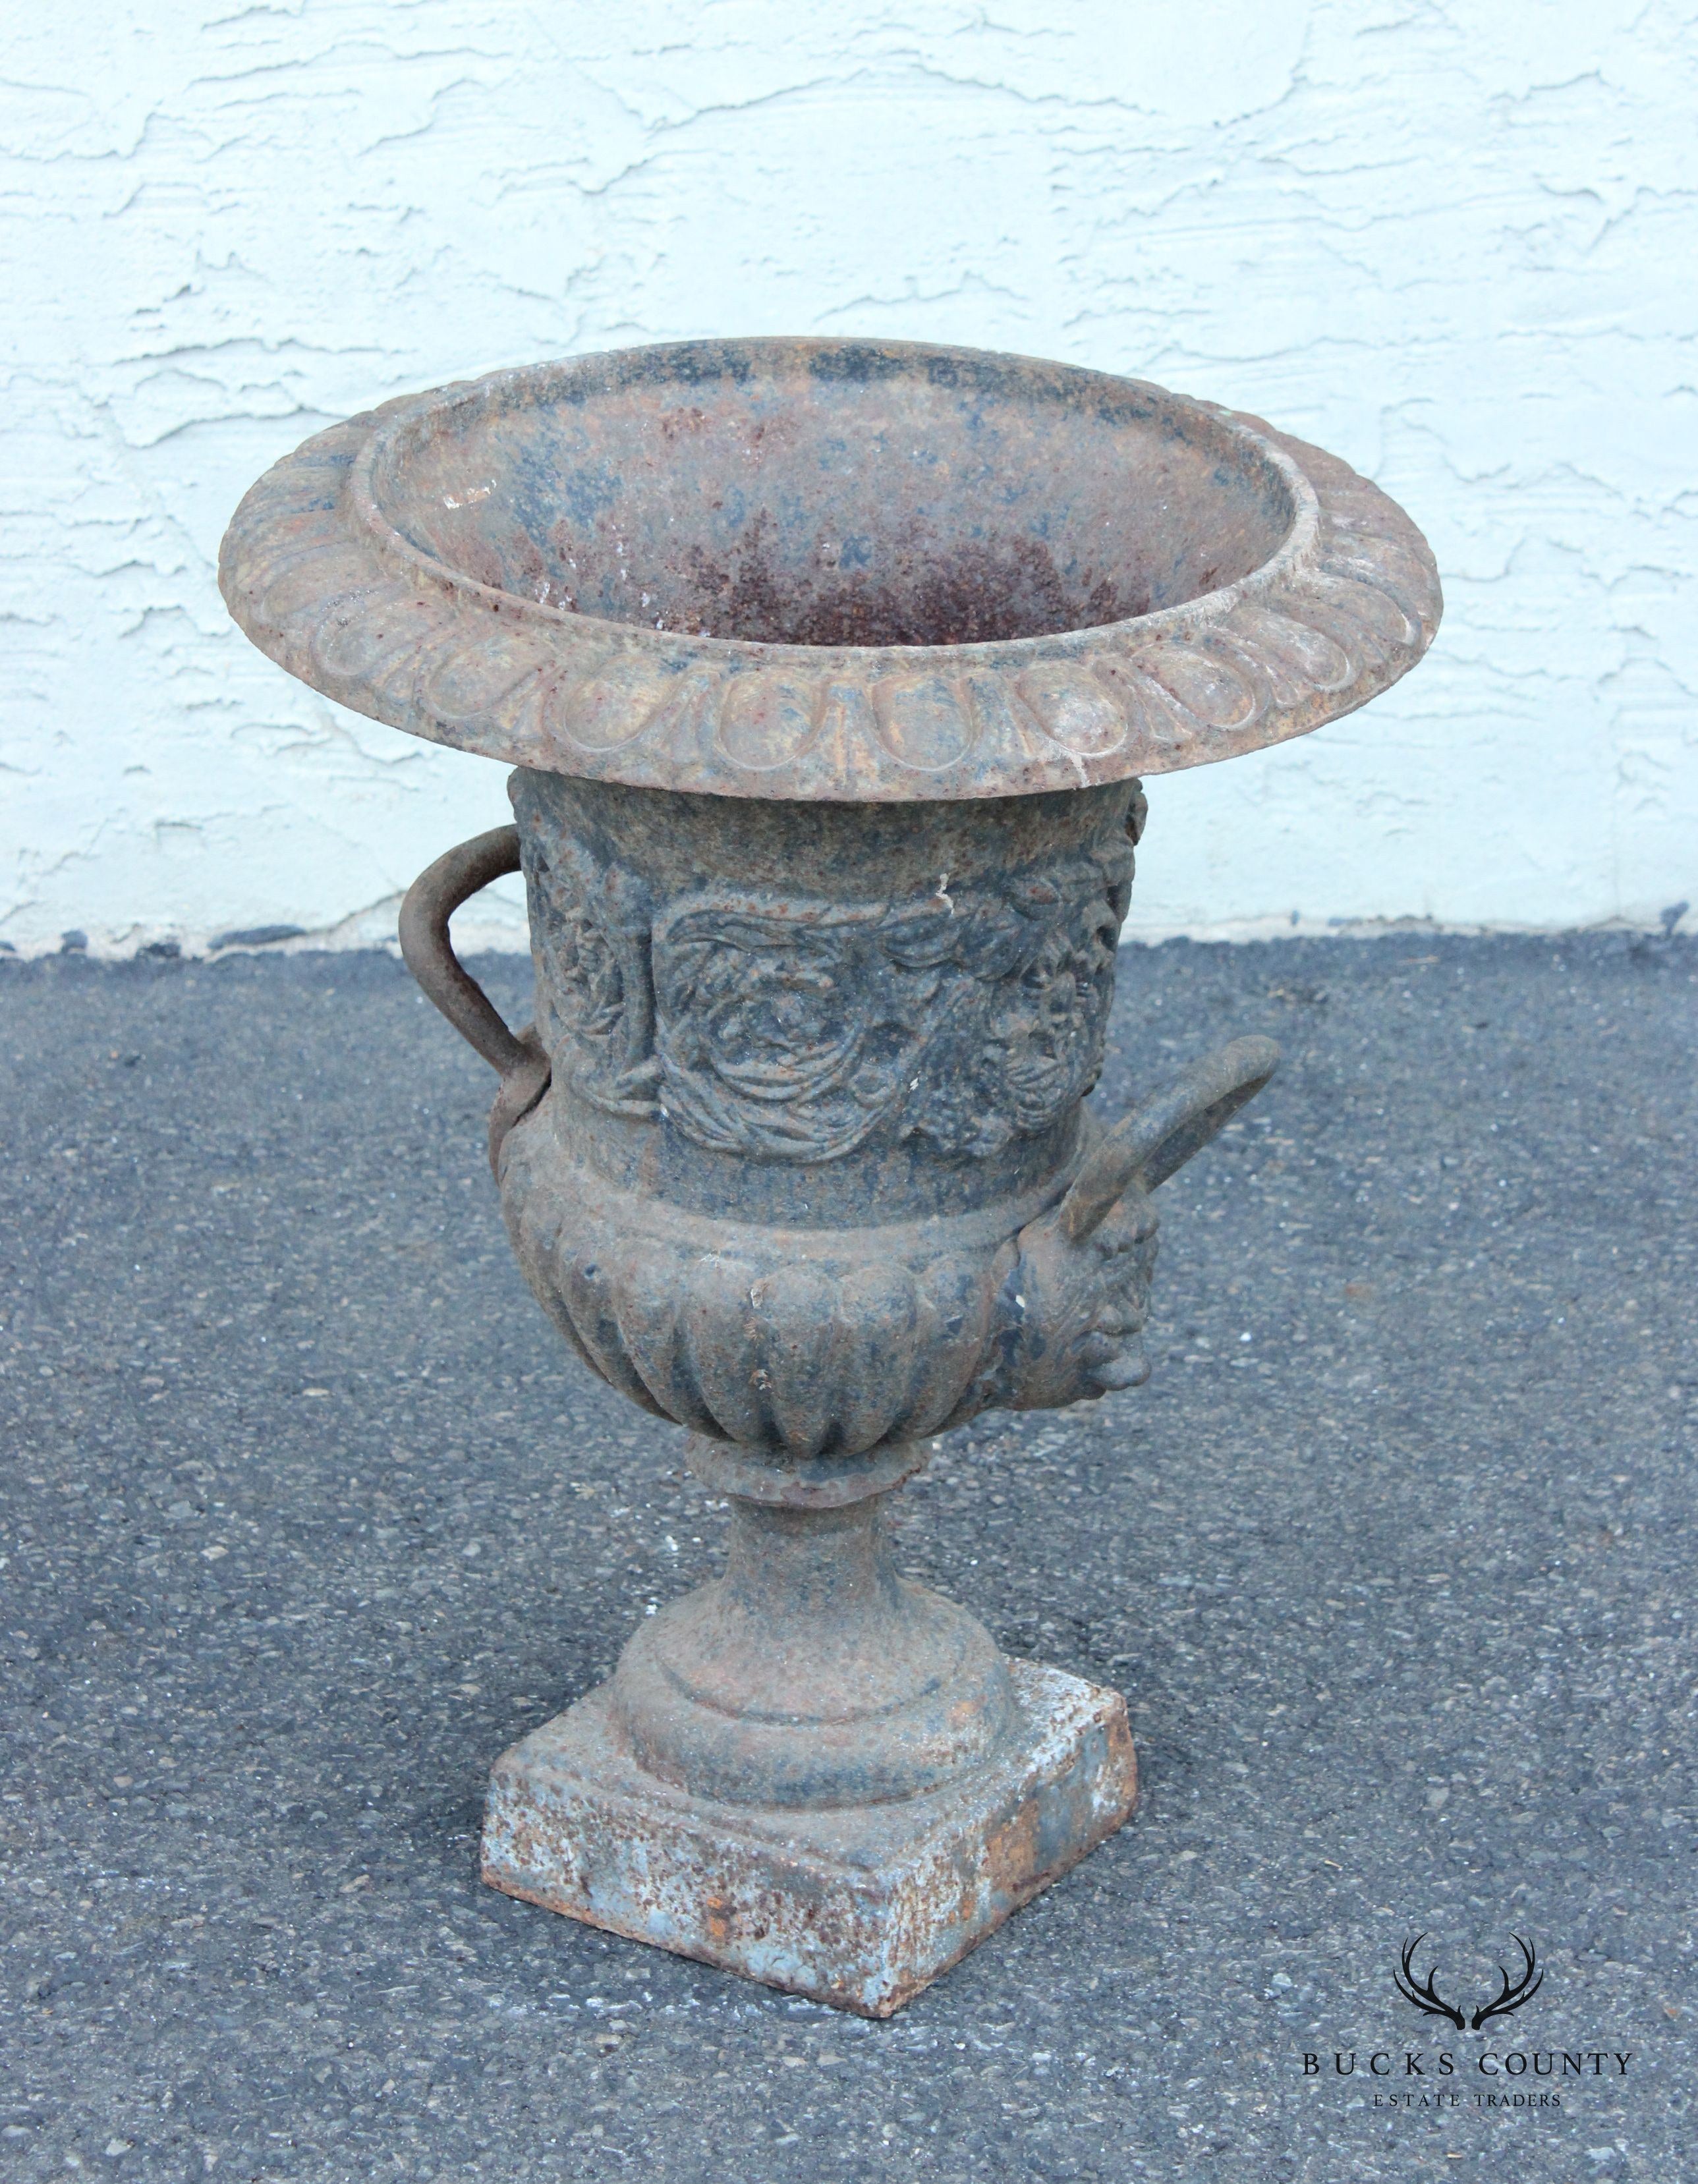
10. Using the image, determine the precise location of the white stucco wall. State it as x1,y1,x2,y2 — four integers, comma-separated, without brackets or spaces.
3,1,1694,953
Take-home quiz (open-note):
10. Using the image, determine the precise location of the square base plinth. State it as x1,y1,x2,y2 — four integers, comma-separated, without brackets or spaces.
480,1660,1137,2016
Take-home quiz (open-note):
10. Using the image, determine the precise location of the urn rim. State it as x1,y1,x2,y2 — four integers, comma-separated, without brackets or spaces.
219,336,1442,802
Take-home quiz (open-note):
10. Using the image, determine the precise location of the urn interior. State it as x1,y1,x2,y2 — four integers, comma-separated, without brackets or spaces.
361,347,1299,647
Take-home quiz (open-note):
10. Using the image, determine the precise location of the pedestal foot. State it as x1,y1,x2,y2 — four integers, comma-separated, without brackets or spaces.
481,1659,1137,2017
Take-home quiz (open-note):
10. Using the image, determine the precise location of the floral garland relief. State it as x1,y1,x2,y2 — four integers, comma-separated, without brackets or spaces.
521,833,1135,1164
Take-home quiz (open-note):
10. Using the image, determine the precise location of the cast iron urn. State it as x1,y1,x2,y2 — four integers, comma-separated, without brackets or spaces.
221,339,1439,2013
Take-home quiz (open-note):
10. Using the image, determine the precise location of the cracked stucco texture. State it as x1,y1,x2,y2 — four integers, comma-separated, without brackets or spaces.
3,1,1694,953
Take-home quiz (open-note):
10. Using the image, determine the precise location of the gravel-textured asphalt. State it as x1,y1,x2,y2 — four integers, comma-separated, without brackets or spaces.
2,932,1693,2183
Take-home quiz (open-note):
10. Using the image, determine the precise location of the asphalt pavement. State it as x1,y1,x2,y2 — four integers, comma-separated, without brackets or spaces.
1,931,1693,2183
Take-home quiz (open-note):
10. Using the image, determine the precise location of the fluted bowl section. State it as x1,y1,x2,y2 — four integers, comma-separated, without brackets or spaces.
499,1101,1051,1459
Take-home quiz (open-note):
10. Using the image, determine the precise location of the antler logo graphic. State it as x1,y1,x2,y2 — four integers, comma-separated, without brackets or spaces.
1393,1934,1542,2031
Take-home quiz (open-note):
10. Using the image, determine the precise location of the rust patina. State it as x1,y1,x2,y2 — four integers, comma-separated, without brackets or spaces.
221,339,1440,2015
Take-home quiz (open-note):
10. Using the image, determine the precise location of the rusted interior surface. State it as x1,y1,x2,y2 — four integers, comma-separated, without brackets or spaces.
369,347,1294,647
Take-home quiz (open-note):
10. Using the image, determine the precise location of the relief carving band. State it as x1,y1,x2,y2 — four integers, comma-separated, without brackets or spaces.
521,831,660,1117
528,835,1133,1162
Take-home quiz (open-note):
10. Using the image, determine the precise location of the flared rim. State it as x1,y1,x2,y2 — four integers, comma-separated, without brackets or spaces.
219,337,1442,801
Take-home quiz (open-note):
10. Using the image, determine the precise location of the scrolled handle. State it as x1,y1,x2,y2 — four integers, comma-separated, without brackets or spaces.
399,824,551,1172
1058,1034,1280,1243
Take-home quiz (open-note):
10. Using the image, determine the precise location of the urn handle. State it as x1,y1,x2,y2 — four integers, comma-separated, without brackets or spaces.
399,824,551,1173
996,1035,1281,1411
1059,1034,1281,1242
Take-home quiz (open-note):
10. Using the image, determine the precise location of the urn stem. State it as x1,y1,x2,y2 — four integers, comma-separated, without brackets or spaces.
718,1492,902,1630
606,1465,1018,1808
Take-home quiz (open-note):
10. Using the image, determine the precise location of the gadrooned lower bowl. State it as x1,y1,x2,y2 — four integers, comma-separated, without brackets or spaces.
498,1095,1060,1459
